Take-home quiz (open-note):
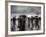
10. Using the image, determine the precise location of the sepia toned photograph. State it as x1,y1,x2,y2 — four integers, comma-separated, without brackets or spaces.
8,2,45,35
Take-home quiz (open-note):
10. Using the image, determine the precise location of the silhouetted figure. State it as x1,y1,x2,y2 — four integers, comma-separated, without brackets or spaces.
18,15,26,31
11,18,13,31
28,18,31,28
35,16,39,30
11,17,16,31
38,17,41,30
13,17,16,25
30,16,34,30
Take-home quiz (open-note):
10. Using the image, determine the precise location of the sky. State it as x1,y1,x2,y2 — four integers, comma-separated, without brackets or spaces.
11,5,41,16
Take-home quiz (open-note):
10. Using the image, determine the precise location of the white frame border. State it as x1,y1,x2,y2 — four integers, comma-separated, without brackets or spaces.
8,2,44,35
